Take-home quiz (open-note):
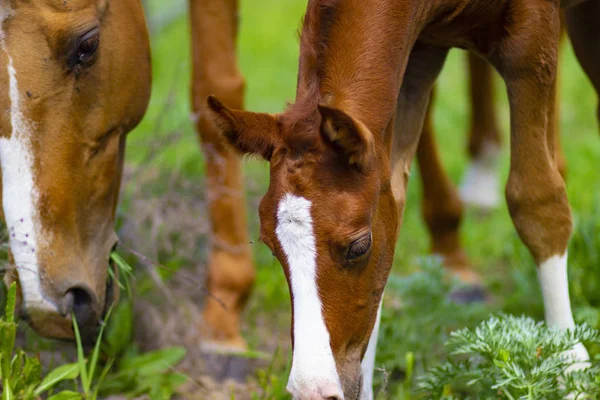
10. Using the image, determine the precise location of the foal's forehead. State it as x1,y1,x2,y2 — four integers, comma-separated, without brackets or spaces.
44,0,105,11
4,0,106,14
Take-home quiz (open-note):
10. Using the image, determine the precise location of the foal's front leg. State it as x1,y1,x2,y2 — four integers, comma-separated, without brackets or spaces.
497,7,589,367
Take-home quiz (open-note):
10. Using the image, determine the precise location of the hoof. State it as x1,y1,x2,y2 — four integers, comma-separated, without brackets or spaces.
448,285,488,304
459,152,501,210
563,342,591,374
201,348,252,383
562,343,591,399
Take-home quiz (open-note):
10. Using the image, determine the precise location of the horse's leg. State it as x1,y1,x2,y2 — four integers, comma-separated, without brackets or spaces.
552,21,567,178
391,43,449,221
497,7,588,367
189,0,255,355
566,1,600,129
417,93,480,287
459,53,502,209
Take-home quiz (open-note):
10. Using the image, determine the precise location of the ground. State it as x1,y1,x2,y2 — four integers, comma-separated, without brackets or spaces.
4,0,600,399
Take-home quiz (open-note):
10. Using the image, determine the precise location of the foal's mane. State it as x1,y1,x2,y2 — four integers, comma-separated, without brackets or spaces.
280,0,342,151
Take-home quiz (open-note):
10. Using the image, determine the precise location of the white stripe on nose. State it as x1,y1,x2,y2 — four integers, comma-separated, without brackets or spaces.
275,193,344,399
0,31,54,313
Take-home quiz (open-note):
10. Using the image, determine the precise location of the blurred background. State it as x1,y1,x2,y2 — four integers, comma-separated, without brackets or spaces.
5,0,600,399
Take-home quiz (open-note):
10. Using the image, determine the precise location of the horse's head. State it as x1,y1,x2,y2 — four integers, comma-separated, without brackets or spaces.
0,0,151,340
209,96,398,400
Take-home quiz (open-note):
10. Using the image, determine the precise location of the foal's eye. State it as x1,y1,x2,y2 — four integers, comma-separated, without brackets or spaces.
77,29,100,65
346,233,372,260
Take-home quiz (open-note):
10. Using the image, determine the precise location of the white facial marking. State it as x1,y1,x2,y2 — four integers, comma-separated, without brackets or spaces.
276,193,344,399
0,29,54,313
538,253,589,369
360,298,383,400
459,141,500,209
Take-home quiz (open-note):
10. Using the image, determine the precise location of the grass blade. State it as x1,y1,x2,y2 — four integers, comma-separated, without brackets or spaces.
1,284,17,391
4,283,16,323
47,390,83,400
91,358,115,400
72,315,89,393
34,363,80,396
110,252,133,297
87,306,113,388
2,380,13,400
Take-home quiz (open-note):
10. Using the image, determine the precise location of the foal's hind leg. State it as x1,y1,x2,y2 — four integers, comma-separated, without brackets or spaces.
417,93,479,285
391,43,449,226
496,6,588,367
189,0,255,355
459,53,502,209
566,0,600,128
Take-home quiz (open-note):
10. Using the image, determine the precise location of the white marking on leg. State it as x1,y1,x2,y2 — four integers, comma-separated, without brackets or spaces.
360,298,382,400
276,193,343,399
0,33,54,313
538,253,589,370
459,142,500,209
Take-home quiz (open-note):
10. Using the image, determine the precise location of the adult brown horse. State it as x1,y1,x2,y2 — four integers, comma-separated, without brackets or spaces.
0,0,151,339
208,0,600,398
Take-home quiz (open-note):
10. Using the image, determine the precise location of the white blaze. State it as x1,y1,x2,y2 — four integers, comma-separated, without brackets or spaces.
538,253,589,369
0,29,53,312
276,193,343,399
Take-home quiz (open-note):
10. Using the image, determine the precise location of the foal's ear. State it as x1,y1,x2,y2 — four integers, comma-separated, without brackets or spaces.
207,96,281,161
318,105,375,171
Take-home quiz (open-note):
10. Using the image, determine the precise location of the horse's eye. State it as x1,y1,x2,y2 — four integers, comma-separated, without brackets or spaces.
77,29,100,65
346,233,372,260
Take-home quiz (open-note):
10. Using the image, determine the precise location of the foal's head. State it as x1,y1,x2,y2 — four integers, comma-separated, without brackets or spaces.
0,0,150,340
209,97,398,399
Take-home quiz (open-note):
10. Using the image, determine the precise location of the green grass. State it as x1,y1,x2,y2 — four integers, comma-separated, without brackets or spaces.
123,0,600,397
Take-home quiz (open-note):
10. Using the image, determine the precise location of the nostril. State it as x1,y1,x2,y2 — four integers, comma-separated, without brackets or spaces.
320,386,344,400
70,287,93,318
60,286,98,339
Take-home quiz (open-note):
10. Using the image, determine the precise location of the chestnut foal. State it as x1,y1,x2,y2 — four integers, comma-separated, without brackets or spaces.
191,0,499,353
208,0,600,398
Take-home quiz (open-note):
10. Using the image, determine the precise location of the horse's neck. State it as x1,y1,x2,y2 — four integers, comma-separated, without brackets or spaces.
298,0,426,136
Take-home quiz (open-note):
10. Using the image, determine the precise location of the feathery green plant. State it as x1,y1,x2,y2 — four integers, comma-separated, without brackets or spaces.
375,257,492,396
418,315,600,399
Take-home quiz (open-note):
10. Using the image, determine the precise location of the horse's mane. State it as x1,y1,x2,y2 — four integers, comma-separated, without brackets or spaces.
280,0,342,151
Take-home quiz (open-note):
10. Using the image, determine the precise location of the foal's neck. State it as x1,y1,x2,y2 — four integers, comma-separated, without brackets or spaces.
295,0,428,139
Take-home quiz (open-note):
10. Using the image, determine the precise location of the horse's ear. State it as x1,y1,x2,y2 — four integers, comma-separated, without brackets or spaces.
207,96,281,161
318,105,375,171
